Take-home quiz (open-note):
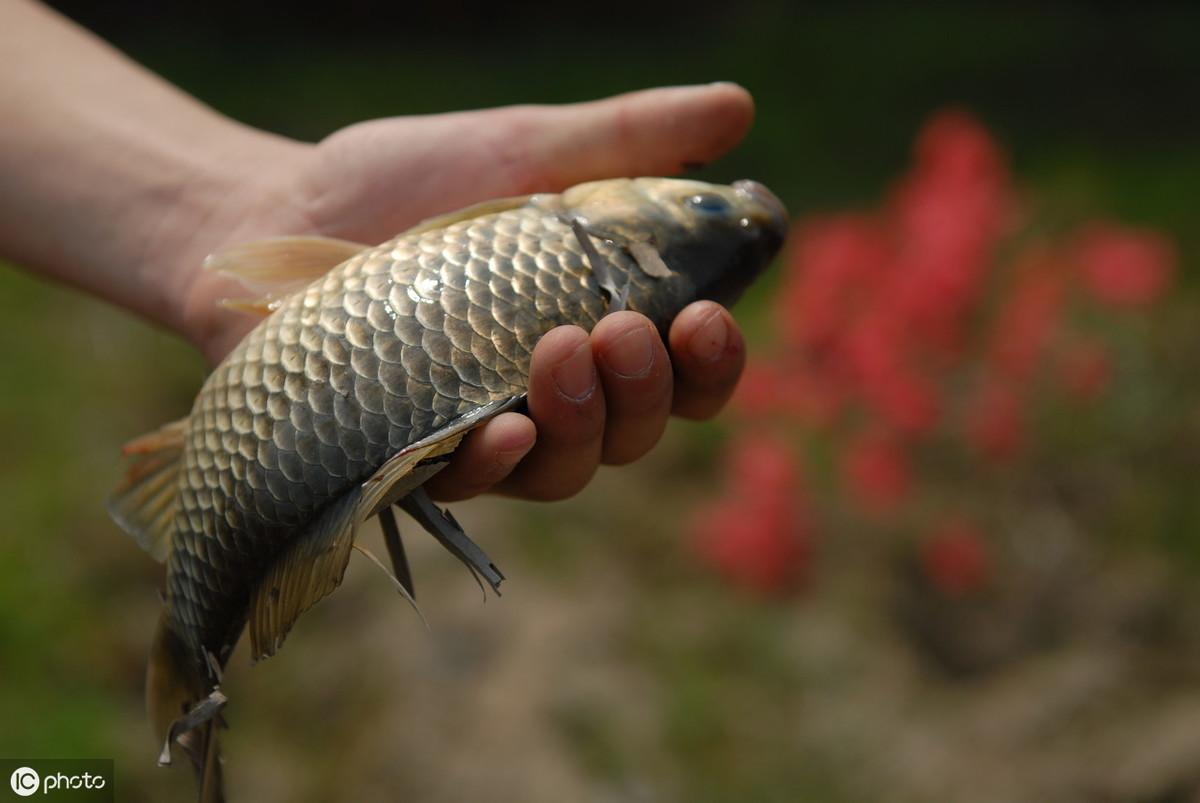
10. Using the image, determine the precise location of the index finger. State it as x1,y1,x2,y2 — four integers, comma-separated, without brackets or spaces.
668,301,746,420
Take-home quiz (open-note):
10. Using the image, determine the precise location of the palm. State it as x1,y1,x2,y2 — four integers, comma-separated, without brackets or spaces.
181,84,756,501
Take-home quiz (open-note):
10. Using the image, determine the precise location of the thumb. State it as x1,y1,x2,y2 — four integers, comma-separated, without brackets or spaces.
506,82,756,188
304,84,754,242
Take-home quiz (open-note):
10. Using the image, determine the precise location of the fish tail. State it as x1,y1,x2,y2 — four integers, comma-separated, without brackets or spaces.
147,613,226,803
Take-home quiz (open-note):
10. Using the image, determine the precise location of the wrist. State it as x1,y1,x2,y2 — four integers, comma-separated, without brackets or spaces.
0,0,316,362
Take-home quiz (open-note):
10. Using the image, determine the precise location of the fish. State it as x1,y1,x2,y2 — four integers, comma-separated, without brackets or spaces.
108,177,788,801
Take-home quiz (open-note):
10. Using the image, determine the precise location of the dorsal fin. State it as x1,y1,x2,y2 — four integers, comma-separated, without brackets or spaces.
204,235,369,314
107,419,188,562
400,195,533,238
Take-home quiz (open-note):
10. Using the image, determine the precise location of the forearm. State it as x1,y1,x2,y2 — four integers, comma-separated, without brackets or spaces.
0,1,308,341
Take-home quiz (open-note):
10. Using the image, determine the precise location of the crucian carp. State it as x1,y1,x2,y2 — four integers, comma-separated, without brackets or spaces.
109,177,788,801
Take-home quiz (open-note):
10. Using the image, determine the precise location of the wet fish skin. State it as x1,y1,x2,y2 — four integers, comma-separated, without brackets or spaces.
170,177,786,661
110,177,788,802
171,205,601,654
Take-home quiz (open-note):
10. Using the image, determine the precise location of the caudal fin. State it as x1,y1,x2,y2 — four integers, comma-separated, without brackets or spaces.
147,614,226,803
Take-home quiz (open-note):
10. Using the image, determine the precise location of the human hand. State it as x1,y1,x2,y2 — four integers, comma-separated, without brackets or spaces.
175,84,755,502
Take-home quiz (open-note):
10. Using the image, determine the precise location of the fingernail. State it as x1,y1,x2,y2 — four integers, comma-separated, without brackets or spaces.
602,325,655,378
553,342,597,401
688,309,728,362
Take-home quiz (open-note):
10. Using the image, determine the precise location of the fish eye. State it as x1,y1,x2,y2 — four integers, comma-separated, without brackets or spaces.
686,193,731,215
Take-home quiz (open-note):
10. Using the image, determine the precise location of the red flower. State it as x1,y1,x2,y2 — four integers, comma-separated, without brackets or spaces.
692,498,811,596
692,439,810,596
703,106,1175,606
890,109,1013,337
778,370,846,428
724,436,800,500
914,109,1008,184
777,215,890,353
920,518,990,597
986,245,1068,382
841,429,911,512
732,361,786,417
1074,224,1176,308
837,313,940,436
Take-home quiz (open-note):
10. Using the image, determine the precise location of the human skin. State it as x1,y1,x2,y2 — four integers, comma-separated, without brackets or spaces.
0,0,755,502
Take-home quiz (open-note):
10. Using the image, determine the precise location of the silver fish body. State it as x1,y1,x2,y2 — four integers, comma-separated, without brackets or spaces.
110,177,788,802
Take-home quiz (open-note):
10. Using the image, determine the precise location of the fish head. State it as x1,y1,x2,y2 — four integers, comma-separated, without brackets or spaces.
556,177,789,321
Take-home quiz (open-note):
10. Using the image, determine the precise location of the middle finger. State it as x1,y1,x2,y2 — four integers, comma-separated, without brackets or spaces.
591,311,673,465
493,325,606,501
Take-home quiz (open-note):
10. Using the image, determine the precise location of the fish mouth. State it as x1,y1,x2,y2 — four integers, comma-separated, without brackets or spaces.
733,179,789,245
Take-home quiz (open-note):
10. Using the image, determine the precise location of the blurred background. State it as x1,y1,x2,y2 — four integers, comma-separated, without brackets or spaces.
2,2,1198,800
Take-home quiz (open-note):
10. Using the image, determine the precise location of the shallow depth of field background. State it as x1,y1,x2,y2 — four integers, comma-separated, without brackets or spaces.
2,3,1198,801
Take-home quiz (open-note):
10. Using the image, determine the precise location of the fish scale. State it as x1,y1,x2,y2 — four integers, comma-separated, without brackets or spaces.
109,177,789,803
169,208,616,652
